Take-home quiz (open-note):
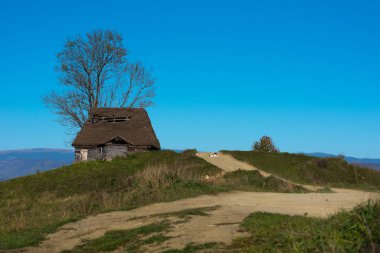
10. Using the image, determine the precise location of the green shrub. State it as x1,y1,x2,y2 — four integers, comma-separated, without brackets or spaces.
252,136,280,153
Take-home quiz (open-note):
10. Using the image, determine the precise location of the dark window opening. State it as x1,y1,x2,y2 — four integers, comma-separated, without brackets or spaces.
110,137,128,144
90,116,131,124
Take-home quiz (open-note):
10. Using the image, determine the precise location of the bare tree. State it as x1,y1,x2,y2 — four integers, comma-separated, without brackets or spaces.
43,30,156,132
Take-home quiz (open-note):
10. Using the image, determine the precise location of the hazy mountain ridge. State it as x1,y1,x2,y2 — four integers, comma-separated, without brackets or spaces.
0,148,73,160
0,149,74,181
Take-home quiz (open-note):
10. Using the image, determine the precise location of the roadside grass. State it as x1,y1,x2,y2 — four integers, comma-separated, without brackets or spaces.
223,151,380,191
155,206,221,219
0,217,81,252
223,169,308,193
163,242,222,253
314,186,334,193
62,206,222,253
230,200,380,253
0,150,306,250
126,206,221,222
62,221,171,253
58,200,380,253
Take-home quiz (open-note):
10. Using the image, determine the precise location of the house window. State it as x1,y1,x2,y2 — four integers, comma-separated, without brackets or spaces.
90,116,131,123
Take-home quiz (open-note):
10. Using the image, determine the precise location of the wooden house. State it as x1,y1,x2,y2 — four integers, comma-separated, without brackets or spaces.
72,108,160,162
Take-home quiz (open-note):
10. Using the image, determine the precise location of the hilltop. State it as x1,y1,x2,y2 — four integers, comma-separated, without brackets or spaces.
2,149,379,182
1,150,380,252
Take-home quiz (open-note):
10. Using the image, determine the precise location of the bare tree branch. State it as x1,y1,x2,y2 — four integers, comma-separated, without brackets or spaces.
43,30,156,135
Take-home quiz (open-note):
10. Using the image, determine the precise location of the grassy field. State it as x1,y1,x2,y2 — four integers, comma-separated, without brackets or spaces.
223,151,380,190
229,200,380,252
0,150,306,250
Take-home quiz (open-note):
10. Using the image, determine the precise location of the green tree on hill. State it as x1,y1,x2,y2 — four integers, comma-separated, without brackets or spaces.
252,136,280,153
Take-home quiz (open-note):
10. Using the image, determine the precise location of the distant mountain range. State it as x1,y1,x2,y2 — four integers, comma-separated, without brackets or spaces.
0,149,74,181
0,149,379,181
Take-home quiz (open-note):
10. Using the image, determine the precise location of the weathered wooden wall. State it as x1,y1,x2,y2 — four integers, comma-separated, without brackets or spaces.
104,145,129,160
74,144,154,162
88,147,106,161
74,147,105,162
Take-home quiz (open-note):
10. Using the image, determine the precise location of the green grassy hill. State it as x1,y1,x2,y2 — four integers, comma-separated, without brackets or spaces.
0,150,306,250
223,151,380,191
2,150,379,251
0,150,220,250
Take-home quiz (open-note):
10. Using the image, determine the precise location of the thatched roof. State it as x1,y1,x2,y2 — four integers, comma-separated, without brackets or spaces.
72,108,160,149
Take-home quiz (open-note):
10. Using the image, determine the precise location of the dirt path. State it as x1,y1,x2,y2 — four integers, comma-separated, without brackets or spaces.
21,191,379,253
20,153,380,253
198,152,323,191
197,152,267,175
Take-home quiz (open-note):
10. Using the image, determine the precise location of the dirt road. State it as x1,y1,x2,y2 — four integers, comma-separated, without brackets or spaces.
198,152,325,191
197,152,266,175
21,153,380,253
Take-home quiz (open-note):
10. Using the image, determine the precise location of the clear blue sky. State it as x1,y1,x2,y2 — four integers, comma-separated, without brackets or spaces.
1,0,379,158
